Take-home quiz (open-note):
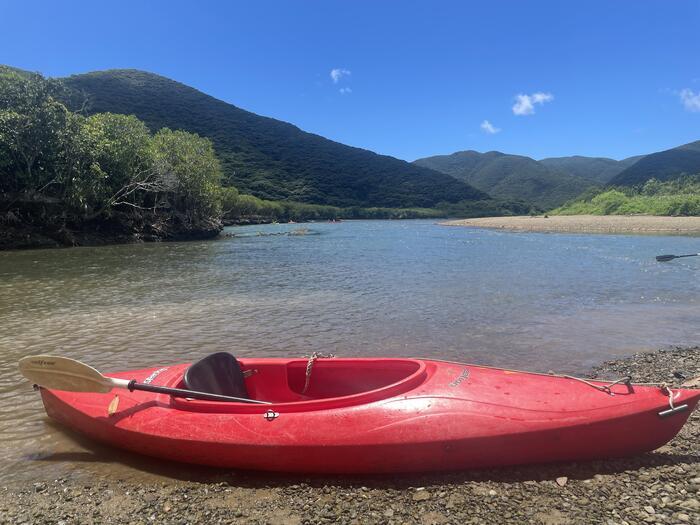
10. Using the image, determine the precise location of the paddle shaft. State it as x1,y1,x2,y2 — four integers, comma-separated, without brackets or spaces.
125,380,271,404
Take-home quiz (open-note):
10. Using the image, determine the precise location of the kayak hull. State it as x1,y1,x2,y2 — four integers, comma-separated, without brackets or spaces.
39,358,700,473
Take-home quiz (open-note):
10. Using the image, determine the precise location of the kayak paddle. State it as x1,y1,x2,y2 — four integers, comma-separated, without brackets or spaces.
18,355,270,404
655,253,699,262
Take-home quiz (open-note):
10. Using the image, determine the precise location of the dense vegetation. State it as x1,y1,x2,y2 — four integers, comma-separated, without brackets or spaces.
220,194,531,224
551,176,700,216
610,140,700,186
62,69,489,208
413,150,596,209
0,67,231,247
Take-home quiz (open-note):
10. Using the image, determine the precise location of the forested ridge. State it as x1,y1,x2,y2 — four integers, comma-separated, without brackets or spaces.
415,150,601,209
63,69,489,208
538,155,643,184
415,141,700,212
609,141,700,186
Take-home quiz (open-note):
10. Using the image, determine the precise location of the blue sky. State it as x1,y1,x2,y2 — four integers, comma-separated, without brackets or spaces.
1,0,698,161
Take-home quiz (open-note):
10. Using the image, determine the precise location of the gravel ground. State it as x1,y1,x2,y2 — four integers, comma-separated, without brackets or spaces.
442,215,700,235
1,347,698,525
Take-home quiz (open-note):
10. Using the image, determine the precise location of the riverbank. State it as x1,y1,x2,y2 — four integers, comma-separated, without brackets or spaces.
1,346,698,524
443,215,700,235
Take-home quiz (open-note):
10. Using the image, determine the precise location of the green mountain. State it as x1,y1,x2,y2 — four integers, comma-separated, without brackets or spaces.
610,141,700,186
539,155,644,184
61,69,487,208
413,150,594,209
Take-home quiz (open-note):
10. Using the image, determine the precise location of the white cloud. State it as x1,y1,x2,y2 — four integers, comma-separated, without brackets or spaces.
330,68,351,83
679,88,700,112
339,87,352,95
480,120,501,134
512,92,554,116
532,92,553,104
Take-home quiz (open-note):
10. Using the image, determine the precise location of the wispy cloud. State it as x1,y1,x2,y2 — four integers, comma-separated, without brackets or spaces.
512,92,554,116
330,68,351,83
339,87,352,95
480,120,501,134
679,88,700,112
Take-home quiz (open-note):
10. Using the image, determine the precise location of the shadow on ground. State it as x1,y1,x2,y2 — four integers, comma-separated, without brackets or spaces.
30,420,699,489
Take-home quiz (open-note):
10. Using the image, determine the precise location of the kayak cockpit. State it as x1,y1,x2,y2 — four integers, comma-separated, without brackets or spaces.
170,356,427,412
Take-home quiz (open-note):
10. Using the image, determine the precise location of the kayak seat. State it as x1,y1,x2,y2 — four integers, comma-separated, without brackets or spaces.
184,352,249,399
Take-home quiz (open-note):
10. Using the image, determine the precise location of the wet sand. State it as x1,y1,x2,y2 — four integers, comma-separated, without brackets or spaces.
443,215,700,235
1,347,698,525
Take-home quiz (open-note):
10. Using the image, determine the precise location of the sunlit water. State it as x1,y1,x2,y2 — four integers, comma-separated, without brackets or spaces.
1,220,698,483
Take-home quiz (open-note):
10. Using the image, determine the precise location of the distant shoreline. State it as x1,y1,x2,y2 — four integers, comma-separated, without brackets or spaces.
442,215,700,235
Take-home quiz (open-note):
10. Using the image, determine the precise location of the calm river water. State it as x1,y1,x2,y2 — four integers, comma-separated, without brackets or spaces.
1,220,699,483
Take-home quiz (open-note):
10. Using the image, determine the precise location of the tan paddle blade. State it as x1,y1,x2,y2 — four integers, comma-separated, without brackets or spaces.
18,355,114,393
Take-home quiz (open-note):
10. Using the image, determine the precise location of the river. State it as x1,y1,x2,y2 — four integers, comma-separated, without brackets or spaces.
0,220,698,483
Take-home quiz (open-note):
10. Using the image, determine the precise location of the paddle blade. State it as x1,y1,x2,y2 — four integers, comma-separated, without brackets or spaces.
656,255,676,262
18,355,113,393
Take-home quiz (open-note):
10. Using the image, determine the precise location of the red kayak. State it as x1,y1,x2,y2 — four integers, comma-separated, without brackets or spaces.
38,353,700,473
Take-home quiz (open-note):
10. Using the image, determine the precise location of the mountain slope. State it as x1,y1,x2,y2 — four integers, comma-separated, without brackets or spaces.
539,155,644,184
610,141,700,186
62,69,487,208
414,150,594,209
